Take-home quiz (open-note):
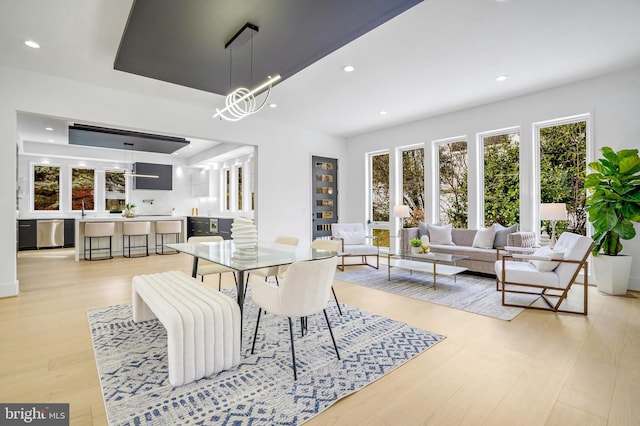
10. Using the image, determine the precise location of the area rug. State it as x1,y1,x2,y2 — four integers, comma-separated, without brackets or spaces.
336,268,539,321
89,297,445,425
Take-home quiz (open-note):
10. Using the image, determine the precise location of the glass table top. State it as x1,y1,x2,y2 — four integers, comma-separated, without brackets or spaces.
166,240,338,272
390,251,469,263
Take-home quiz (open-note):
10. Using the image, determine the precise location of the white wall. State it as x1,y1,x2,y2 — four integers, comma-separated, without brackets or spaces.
0,65,346,297
346,66,640,291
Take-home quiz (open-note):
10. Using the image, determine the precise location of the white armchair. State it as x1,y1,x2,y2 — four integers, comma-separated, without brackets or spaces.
248,256,340,380
331,223,379,271
495,232,594,315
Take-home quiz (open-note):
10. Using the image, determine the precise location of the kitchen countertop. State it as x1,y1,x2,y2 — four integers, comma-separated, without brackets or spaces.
78,215,186,222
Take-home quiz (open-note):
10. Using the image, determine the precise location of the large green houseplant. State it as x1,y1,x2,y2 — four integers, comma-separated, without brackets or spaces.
584,147,640,294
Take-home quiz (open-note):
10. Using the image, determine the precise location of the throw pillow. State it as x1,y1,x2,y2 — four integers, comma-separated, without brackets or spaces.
418,222,429,239
427,223,454,245
472,225,496,249
493,223,518,248
529,246,564,272
418,221,441,239
339,230,365,245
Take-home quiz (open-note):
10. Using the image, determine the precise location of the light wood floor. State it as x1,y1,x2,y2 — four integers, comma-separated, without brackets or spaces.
2,248,639,425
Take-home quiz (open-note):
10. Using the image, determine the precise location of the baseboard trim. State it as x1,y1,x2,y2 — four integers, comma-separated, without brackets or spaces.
0,279,19,298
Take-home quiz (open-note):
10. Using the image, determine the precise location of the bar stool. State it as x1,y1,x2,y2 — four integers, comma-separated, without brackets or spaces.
84,222,115,261
155,220,181,255
123,221,151,258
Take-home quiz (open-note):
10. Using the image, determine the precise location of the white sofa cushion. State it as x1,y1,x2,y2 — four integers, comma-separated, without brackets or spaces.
472,225,495,249
428,223,454,245
339,230,366,245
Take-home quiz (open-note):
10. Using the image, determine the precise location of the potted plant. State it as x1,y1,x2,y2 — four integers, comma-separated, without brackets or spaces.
409,238,422,254
585,147,640,295
123,203,136,218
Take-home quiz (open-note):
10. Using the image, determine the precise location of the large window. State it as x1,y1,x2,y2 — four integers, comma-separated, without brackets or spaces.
71,168,95,210
370,152,390,248
438,140,468,227
237,166,243,211
482,130,520,226
105,171,126,211
33,165,60,211
539,119,587,236
401,147,424,227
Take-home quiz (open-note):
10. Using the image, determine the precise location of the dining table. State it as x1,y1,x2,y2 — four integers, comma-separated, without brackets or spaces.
166,239,338,311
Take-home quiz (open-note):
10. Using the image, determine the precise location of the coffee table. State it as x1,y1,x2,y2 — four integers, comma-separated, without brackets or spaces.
387,251,468,289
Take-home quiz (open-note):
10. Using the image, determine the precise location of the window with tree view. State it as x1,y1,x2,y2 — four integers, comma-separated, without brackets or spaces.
71,168,95,210
105,171,126,211
33,165,60,211
483,131,520,227
370,152,390,248
439,141,468,227
401,147,424,227
539,120,587,237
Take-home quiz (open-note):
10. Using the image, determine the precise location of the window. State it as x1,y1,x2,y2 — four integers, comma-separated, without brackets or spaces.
438,140,468,227
33,165,60,211
401,147,424,227
538,118,588,237
71,168,95,210
105,171,126,211
369,152,390,248
237,166,243,210
224,168,230,211
482,130,520,226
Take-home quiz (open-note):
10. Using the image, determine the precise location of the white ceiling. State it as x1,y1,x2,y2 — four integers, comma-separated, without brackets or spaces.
2,0,640,160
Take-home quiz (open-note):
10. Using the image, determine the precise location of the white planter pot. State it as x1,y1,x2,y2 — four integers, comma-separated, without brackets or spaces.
411,247,421,254
592,254,632,295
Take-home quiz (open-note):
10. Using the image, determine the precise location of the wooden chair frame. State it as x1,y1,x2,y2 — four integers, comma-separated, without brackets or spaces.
497,241,594,315
333,235,379,271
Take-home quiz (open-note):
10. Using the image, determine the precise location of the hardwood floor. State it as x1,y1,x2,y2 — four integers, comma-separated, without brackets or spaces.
2,248,638,425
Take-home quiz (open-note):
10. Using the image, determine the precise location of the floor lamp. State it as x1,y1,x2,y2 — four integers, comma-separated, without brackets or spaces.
393,205,411,251
540,203,567,248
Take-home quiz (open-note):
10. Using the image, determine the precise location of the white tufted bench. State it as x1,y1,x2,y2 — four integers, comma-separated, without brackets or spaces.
132,271,241,386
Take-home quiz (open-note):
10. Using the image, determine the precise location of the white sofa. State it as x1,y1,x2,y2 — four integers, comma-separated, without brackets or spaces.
400,223,535,275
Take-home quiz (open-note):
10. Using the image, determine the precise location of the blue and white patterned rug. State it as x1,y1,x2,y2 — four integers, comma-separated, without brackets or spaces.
89,295,445,425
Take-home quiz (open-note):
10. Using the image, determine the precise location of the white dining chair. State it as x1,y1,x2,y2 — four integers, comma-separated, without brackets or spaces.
188,236,237,290
248,256,340,380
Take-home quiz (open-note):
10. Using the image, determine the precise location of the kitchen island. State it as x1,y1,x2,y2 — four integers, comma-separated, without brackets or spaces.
74,216,187,261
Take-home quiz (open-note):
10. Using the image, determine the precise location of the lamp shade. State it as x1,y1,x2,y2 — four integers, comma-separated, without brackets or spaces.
393,205,411,218
539,203,567,221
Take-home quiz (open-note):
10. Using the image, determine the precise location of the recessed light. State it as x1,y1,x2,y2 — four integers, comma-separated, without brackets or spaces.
269,103,277,108
496,75,509,82
41,159,50,164
45,127,53,131
379,110,388,115
343,65,355,73
24,40,40,49
47,139,55,142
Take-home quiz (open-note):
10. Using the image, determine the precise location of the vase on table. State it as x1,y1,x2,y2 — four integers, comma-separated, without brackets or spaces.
231,217,257,250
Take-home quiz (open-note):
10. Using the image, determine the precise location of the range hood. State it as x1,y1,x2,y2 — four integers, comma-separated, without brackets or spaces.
68,124,189,154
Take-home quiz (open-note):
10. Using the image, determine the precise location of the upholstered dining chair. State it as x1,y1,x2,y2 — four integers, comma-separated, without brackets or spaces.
495,232,594,315
187,236,237,290
248,256,340,380
311,238,343,315
248,236,299,283
330,223,379,270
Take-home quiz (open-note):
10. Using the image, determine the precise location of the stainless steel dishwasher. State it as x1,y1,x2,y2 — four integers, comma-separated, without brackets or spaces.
37,220,64,248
